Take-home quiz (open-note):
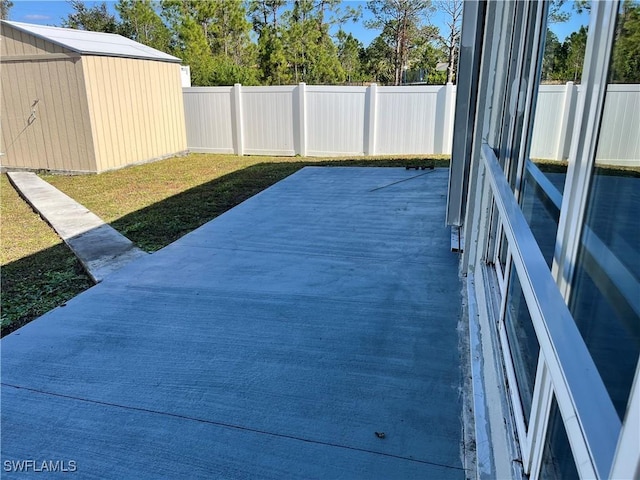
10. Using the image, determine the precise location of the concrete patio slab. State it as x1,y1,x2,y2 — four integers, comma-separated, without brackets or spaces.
1,167,468,479
6,171,147,282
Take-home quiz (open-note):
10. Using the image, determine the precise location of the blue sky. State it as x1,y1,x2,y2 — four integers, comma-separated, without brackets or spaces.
8,1,589,46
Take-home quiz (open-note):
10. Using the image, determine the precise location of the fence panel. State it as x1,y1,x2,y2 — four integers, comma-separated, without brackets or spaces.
241,86,296,156
375,86,442,155
597,84,640,166
306,86,367,156
183,87,234,153
530,85,568,160
182,83,639,163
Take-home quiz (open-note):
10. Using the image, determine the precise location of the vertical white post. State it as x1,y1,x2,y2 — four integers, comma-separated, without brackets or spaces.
442,82,455,155
556,81,575,161
296,82,307,156
364,83,377,156
232,83,244,156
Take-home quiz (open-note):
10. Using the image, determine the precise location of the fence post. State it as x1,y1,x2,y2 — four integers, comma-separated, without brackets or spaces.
232,83,244,156
442,82,455,155
556,81,576,161
295,82,307,156
364,83,377,156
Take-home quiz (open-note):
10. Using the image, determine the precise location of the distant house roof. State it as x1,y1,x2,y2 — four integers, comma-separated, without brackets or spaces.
2,20,181,63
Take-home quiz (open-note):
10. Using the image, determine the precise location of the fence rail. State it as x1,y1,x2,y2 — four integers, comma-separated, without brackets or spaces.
183,83,639,165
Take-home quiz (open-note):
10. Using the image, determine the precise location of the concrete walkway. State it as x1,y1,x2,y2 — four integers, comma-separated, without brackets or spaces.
7,171,147,283
1,167,468,479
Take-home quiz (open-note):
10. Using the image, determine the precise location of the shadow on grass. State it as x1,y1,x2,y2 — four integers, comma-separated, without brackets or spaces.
1,243,93,337
1,157,448,337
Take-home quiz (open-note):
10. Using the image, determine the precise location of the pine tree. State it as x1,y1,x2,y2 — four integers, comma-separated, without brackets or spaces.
366,0,432,85
116,0,170,52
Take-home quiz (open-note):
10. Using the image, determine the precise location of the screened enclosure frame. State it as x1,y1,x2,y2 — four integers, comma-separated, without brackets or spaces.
451,0,639,478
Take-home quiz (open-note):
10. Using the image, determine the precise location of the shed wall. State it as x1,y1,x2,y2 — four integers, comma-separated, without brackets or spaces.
1,24,67,56
1,57,96,171
82,56,187,172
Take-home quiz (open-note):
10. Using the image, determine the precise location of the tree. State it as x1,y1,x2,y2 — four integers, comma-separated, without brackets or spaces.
178,17,214,85
563,25,588,82
116,0,170,52
281,0,345,84
62,1,118,33
249,0,285,33
610,0,640,83
336,30,363,83
548,0,570,24
412,28,447,84
361,31,394,84
161,0,256,86
366,0,433,85
1,0,13,20
256,25,290,84
249,0,289,84
207,0,254,66
433,0,462,83
541,30,567,82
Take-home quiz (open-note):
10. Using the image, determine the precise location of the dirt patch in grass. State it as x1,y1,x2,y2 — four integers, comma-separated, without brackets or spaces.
2,154,448,336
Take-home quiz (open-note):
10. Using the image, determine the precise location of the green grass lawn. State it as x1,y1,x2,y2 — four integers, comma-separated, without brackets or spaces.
2,153,448,336
1,175,93,336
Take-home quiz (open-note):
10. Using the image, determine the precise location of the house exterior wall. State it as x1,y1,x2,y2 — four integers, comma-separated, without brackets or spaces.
0,53,97,172
81,55,187,172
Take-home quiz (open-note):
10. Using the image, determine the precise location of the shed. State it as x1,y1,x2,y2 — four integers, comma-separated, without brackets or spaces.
0,21,188,173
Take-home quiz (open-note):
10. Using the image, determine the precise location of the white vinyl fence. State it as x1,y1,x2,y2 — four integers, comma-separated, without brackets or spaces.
530,82,640,166
184,83,639,165
184,83,456,157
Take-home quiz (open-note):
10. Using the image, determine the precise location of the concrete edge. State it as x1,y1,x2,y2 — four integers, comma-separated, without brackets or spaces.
6,172,147,283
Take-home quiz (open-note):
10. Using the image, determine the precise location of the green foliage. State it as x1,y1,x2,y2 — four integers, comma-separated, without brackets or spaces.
174,15,214,85
541,30,567,82
337,30,364,83
116,0,170,52
55,0,640,88
160,0,256,86
361,32,394,84
541,25,587,83
610,0,640,83
62,0,118,33
257,26,290,85
280,0,346,84
366,0,432,85
209,55,259,85
413,34,447,84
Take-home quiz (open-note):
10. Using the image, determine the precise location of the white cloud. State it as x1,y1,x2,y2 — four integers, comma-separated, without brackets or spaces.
24,14,51,21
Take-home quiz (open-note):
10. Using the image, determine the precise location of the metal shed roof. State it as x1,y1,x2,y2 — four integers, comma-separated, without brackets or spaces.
2,20,181,63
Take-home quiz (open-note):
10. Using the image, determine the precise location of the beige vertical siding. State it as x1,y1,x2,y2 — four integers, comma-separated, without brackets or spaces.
1,23,186,173
0,57,96,171
82,56,187,172
1,25,66,56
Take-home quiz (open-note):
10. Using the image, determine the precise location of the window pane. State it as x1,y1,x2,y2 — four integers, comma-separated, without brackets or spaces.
569,170,640,419
504,264,540,426
520,163,564,268
569,1,640,421
539,398,580,479
525,1,591,269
